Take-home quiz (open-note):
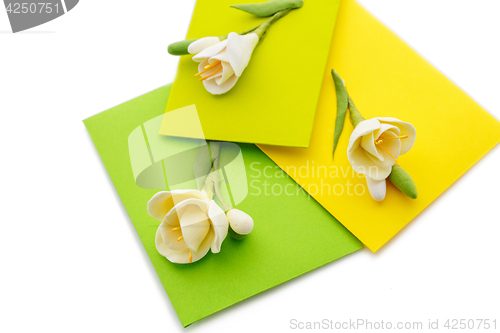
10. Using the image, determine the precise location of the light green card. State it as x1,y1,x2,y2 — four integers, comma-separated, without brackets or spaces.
84,84,362,327
162,0,341,147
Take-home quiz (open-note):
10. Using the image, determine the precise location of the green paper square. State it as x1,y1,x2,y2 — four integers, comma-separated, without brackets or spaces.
84,85,362,327
162,0,341,147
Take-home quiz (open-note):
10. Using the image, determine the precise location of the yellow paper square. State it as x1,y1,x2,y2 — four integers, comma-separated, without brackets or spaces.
258,0,500,252
160,0,341,147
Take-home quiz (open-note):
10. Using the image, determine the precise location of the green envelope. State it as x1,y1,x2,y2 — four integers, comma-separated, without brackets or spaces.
162,0,341,147
84,84,362,327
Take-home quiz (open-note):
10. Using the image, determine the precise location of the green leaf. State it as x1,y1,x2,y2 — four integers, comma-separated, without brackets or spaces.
167,39,198,56
331,70,349,158
231,0,303,17
388,165,418,199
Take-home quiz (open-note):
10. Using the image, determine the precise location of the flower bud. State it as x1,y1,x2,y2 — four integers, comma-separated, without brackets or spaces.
167,39,197,56
388,165,418,199
227,209,254,240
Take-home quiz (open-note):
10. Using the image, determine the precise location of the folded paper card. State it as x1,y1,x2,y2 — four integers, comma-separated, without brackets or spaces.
160,0,341,147
84,85,363,327
258,0,500,252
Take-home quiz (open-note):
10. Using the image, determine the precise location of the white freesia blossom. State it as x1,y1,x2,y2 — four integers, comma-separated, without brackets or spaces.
347,117,416,201
187,37,221,55
148,189,228,264
227,209,254,237
191,32,259,94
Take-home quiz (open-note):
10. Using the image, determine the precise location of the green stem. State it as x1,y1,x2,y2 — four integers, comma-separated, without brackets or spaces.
253,9,291,39
239,24,261,36
202,171,216,200
213,155,232,212
168,10,286,56
201,141,220,199
348,96,365,128
219,23,263,41
201,142,232,212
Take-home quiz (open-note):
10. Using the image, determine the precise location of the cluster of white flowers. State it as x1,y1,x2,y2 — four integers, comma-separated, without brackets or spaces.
347,117,416,201
189,33,259,94
148,189,254,264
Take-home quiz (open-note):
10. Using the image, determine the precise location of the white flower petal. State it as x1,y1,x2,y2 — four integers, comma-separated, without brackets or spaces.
372,130,401,168
205,72,223,81
147,190,203,221
197,58,209,73
155,227,213,264
360,131,380,160
348,119,387,179
203,74,238,95
164,199,212,252
179,205,211,253
192,40,228,62
376,117,416,154
156,226,175,257
208,51,235,84
373,123,401,139
163,197,208,227
198,59,223,81
368,164,391,181
198,228,215,259
226,32,259,77
347,118,381,153
159,220,189,251
209,49,230,63
188,37,220,54
348,146,392,180
207,200,228,253
360,124,399,164
215,61,235,85
366,177,386,201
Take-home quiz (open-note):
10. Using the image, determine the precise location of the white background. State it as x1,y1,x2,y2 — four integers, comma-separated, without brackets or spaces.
1,1,499,332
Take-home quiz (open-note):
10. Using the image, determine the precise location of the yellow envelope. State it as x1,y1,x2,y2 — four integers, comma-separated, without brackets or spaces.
258,0,500,252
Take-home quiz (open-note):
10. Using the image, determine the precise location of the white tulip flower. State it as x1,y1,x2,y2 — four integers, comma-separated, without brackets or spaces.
191,32,259,94
347,117,416,201
226,209,254,239
148,190,229,264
